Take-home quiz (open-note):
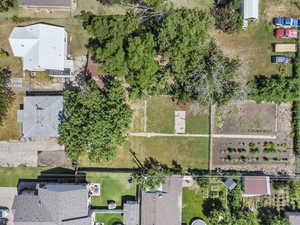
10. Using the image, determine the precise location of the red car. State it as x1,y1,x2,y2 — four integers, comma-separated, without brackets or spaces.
276,28,298,38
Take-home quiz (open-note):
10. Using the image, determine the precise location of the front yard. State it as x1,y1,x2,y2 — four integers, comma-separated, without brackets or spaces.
95,213,123,225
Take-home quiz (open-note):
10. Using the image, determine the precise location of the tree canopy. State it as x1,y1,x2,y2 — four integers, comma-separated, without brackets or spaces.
170,42,240,105
79,8,240,104
0,68,14,125
0,0,16,12
248,75,299,103
58,79,133,161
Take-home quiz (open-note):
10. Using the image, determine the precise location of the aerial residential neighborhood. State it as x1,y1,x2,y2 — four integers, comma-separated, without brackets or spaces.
1,0,300,225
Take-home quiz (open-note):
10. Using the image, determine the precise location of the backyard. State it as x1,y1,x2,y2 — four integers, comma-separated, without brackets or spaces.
182,178,228,225
86,172,136,207
95,213,123,225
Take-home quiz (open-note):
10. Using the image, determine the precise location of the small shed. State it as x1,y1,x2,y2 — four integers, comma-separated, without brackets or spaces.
285,211,300,225
223,179,237,191
242,0,259,28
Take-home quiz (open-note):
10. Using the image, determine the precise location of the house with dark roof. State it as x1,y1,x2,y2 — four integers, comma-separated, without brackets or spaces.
285,211,300,225
17,95,63,139
12,183,93,225
140,176,183,225
19,0,73,11
242,176,271,197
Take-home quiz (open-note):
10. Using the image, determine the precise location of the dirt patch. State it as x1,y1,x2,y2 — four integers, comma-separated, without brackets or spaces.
212,102,294,175
214,101,277,135
263,1,300,23
38,151,66,167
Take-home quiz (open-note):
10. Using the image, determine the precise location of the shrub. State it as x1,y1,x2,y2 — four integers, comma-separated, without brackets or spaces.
211,0,243,33
11,16,33,23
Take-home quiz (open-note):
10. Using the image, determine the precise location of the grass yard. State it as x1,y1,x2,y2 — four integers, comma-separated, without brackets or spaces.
0,167,44,187
0,92,24,140
147,96,210,134
129,136,209,169
86,172,136,207
170,0,213,10
95,213,123,225
75,0,127,15
129,99,146,132
182,187,208,225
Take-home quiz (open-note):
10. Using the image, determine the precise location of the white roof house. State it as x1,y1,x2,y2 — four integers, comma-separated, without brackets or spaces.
9,23,73,75
242,0,259,28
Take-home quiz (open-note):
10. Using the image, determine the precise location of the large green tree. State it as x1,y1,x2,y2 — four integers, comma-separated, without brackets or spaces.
79,11,159,95
0,68,14,125
171,42,240,104
58,79,133,162
158,9,214,77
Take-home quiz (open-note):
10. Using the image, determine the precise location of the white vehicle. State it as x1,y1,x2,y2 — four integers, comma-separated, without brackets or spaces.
0,207,8,219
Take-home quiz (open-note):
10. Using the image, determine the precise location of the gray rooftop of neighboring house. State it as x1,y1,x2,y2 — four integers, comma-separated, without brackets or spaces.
18,96,63,138
19,0,71,7
12,183,91,225
141,176,183,225
285,211,300,225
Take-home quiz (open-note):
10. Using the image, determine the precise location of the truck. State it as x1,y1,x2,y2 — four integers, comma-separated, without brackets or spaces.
271,56,291,64
274,17,300,27
274,43,297,53
276,28,298,38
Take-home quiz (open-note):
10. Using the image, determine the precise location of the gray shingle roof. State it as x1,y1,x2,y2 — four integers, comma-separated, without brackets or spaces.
19,0,71,8
13,184,91,225
19,96,63,138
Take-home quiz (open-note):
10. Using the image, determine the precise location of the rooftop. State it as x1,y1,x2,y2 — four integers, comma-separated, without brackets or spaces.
9,23,69,71
141,176,182,225
243,176,271,196
18,95,63,138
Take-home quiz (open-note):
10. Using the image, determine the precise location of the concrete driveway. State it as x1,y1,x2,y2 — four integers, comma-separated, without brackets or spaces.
0,187,17,225
0,140,64,167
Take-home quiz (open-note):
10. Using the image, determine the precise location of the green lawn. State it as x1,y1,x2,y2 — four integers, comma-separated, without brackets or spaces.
128,136,209,169
0,167,44,187
75,0,127,15
186,110,210,134
0,92,25,140
147,96,210,134
95,213,123,225
86,172,136,207
182,187,208,225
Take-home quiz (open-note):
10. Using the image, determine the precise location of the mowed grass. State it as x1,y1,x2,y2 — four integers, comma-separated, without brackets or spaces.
0,167,44,187
129,136,209,169
182,187,208,225
170,0,213,10
147,96,210,134
0,92,24,140
86,172,136,206
95,214,123,225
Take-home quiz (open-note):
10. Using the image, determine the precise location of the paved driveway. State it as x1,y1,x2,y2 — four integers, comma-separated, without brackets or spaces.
0,140,64,167
0,187,17,225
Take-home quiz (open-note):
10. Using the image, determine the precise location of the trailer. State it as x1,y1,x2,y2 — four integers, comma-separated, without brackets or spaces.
274,17,300,27
276,28,298,39
274,43,297,53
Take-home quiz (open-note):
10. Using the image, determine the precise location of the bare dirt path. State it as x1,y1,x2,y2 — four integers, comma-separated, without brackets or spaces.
128,132,276,139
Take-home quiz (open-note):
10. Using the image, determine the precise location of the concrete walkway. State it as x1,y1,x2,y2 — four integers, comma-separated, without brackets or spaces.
128,132,276,139
0,140,64,167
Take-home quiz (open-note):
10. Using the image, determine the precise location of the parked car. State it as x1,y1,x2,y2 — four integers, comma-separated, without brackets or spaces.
276,28,298,38
0,207,8,219
274,17,300,27
0,218,7,225
274,43,297,53
271,56,291,64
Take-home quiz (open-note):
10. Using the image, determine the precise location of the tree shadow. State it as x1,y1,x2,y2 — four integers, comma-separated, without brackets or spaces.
202,198,224,217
